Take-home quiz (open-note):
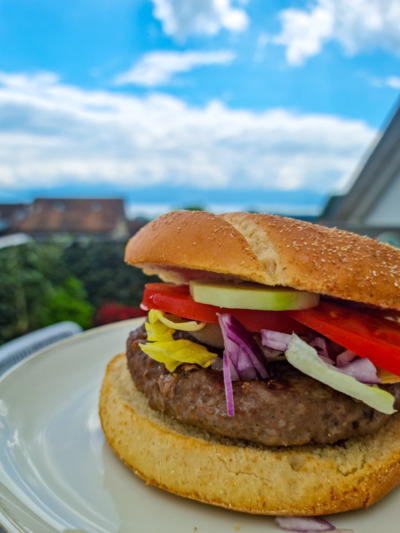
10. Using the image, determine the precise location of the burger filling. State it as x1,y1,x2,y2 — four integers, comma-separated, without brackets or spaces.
125,281,400,447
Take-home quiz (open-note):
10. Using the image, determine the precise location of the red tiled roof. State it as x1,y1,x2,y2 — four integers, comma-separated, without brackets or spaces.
0,203,30,232
16,198,128,235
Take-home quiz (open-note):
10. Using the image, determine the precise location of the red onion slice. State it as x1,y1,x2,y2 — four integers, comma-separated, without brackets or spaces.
336,349,357,367
309,336,335,364
262,328,381,387
219,314,269,380
219,314,270,417
261,329,291,352
275,516,335,531
223,352,235,416
337,357,382,384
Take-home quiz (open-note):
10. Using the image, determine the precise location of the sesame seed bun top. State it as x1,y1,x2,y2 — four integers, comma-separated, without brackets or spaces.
125,210,400,311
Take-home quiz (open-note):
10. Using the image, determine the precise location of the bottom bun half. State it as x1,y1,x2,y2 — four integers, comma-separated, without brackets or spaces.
99,353,400,516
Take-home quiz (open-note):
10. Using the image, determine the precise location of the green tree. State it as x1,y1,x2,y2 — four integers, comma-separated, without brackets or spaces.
0,238,156,345
60,241,156,308
0,242,65,342
40,277,94,329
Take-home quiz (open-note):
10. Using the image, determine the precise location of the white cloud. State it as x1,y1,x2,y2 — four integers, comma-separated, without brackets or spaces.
369,74,400,89
0,71,375,197
151,0,249,40
113,50,235,87
272,0,400,66
273,5,333,66
385,76,400,89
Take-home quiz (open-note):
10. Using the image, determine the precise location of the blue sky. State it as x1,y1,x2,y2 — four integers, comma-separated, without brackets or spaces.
0,0,399,218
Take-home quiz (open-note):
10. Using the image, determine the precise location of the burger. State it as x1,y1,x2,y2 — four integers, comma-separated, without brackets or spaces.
99,210,400,517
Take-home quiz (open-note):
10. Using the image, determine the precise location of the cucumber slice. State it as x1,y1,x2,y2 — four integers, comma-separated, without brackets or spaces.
190,281,319,311
286,335,396,414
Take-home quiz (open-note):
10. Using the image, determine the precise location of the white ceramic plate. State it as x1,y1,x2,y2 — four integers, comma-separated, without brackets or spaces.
0,318,399,533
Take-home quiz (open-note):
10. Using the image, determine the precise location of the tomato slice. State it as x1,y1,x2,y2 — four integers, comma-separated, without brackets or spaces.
288,301,400,375
142,283,310,334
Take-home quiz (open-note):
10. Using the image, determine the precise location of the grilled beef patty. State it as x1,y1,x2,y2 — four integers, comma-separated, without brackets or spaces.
126,324,400,446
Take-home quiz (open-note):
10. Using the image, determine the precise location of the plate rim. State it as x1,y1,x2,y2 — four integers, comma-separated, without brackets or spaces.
0,318,145,383
0,317,145,533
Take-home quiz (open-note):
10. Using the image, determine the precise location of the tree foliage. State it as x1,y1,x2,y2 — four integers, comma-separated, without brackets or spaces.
0,242,63,342
60,240,155,308
40,277,94,329
0,239,155,345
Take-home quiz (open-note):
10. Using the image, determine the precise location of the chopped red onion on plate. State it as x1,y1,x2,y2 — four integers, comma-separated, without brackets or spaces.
275,516,335,531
